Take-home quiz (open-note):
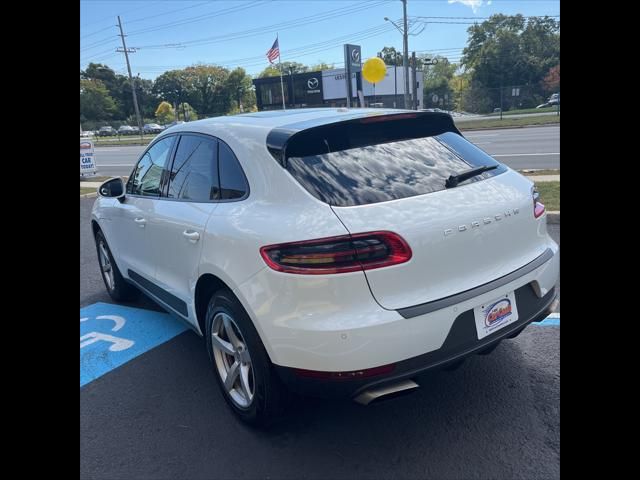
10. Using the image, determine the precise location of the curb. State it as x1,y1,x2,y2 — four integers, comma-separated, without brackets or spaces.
547,211,560,224
458,122,560,132
80,192,97,199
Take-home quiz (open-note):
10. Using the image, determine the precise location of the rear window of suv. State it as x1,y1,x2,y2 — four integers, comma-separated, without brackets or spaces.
286,131,506,207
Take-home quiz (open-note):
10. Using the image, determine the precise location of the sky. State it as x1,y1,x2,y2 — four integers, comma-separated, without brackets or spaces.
80,0,560,79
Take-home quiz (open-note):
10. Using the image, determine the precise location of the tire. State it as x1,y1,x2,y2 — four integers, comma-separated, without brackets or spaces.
94,229,139,302
205,289,288,427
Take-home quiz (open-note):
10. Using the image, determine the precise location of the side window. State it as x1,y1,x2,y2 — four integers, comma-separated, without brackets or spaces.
167,135,219,201
127,137,174,196
219,142,249,200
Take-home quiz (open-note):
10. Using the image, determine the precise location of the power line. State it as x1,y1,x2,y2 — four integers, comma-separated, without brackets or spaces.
122,23,396,73
124,1,211,25
81,34,119,52
80,1,162,29
81,46,119,62
410,15,559,20
80,24,115,40
133,0,388,49
127,0,268,36
81,1,264,51
80,1,205,38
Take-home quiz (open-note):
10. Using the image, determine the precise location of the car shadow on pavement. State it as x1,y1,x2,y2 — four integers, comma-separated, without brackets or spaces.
80,328,559,480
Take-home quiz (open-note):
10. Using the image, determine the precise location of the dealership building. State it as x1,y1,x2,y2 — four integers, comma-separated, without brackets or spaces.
252,65,424,110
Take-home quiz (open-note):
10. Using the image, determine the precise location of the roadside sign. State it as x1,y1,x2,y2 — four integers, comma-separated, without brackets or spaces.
345,44,362,72
432,94,439,103
80,139,97,176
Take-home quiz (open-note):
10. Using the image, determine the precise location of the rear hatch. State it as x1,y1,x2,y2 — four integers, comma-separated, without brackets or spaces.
278,112,548,311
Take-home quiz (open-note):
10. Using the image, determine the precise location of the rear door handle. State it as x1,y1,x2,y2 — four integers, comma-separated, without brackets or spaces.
182,230,200,243
134,217,146,228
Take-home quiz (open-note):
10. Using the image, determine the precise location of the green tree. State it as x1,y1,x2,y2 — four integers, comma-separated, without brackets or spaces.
182,65,231,116
422,56,457,109
450,72,471,111
224,67,256,112
309,62,334,71
379,46,403,66
461,14,560,111
119,76,156,121
152,70,187,106
177,102,198,121
155,101,175,124
258,61,308,77
80,79,118,122
542,64,560,93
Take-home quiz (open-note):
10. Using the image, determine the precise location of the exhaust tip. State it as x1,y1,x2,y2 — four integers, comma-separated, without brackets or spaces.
353,379,419,406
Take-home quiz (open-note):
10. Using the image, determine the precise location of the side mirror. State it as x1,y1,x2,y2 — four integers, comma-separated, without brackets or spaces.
98,177,125,199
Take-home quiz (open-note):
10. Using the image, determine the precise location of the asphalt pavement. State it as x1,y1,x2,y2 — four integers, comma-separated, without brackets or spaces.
90,125,560,177
464,126,559,170
80,197,559,479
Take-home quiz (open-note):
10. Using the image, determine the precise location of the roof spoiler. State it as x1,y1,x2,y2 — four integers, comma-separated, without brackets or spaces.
266,111,461,167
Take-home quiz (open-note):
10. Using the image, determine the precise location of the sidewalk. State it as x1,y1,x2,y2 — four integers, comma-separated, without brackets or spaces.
527,175,559,182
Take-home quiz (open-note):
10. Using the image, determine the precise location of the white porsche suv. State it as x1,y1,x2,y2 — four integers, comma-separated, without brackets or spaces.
92,108,559,425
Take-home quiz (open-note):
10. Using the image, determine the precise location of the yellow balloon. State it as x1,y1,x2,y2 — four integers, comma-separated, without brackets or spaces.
362,57,387,84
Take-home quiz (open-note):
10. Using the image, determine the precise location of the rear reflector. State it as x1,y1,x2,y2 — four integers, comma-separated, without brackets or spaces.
532,186,546,218
260,231,412,275
294,363,396,380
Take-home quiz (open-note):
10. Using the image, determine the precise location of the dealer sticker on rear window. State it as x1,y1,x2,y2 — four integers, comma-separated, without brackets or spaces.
473,291,519,340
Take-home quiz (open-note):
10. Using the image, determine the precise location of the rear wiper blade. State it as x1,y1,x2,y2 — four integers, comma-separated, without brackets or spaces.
445,165,498,188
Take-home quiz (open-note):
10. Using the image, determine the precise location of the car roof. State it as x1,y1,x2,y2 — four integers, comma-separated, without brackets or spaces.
158,108,457,162
170,107,413,130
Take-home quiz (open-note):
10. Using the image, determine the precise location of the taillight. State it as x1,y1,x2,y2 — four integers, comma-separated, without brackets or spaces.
260,231,412,275
533,186,545,218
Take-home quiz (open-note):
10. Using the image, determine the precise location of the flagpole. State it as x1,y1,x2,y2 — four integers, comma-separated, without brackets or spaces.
277,33,286,110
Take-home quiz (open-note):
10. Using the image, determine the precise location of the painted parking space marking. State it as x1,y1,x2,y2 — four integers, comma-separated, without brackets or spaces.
80,302,188,387
534,313,560,326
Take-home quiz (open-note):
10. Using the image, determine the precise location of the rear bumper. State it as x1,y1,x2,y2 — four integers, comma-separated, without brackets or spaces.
275,284,557,399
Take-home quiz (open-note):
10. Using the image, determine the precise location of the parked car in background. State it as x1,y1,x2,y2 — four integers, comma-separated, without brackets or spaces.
97,126,116,137
92,108,559,425
143,123,164,134
165,120,185,129
536,93,560,109
118,125,135,136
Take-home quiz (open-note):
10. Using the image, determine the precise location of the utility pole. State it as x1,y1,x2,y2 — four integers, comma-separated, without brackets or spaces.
499,79,503,120
411,51,417,110
117,16,143,141
402,0,409,109
394,50,398,108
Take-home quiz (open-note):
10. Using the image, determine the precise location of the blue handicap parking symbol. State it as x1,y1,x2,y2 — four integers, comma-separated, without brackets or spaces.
80,302,189,387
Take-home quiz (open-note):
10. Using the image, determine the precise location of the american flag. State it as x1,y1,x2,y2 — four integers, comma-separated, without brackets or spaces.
266,37,280,64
